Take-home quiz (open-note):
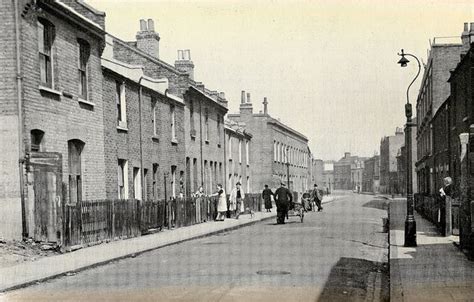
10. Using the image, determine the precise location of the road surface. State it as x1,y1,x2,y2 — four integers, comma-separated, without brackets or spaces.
2,192,389,302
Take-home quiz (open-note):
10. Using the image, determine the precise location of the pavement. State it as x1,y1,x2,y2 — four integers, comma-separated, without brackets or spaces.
0,195,342,294
389,198,474,302
1,193,388,302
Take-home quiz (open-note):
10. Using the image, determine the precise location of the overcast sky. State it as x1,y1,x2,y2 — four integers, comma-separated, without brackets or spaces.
87,0,473,161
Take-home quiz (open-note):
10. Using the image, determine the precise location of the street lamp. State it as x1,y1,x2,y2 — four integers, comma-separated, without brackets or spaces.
397,49,421,247
286,146,290,189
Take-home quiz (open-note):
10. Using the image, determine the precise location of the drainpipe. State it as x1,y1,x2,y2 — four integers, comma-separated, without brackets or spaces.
199,98,204,189
138,78,145,202
14,0,27,238
223,123,226,192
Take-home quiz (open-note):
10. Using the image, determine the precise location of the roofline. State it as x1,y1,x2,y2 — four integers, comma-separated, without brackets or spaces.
188,86,228,111
109,34,186,75
268,119,308,141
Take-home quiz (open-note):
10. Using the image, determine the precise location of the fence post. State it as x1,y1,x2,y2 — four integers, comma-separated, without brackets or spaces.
111,199,115,239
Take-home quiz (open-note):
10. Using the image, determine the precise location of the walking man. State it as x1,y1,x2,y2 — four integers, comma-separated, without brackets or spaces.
262,184,273,212
311,184,323,212
274,182,292,224
230,182,244,219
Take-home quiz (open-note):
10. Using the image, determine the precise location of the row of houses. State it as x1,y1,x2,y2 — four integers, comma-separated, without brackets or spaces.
0,0,314,241
369,22,474,258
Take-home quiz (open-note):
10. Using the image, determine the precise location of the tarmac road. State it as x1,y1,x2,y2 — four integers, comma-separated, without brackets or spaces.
2,192,389,302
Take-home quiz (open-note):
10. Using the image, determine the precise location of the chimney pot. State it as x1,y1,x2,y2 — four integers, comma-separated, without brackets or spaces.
140,19,147,31
219,92,225,99
241,91,246,104
464,22,469,32
470,22,474,33
147,19,155,31
263,97,268,115
246,92,251,103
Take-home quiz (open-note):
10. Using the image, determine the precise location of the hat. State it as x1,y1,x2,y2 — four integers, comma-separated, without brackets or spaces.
314,184,318,187
281,182,286,186
236,182,241,186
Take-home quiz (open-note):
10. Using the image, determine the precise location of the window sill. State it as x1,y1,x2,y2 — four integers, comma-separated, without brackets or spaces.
152,136,159,142
78,98,95,107
39,85,61,96
117,125,128,132
171,138,178,145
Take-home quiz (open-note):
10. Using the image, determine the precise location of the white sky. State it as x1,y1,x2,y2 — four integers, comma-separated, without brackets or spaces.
87,0,473,160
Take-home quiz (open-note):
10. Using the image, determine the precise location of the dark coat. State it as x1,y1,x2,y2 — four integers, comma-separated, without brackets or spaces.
274,187,293,206
262,188,273,209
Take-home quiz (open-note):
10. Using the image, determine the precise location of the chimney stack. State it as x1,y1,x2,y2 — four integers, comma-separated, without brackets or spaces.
136,18,160,59
470,22,474,44
175,49,194,80
263,97,268,115
239,90,253,116
461,22,470,50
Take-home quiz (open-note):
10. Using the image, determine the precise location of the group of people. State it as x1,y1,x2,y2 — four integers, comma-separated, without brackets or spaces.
261,183,324,224
201,181,325,224
205,182,245,222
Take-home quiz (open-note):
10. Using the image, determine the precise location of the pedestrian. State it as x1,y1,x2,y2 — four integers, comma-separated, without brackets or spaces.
194,186,204,223
439,176,453,198
274,182,292,224
210,184,227,221
230,182,244,219
311,184,323,212
262,184,273,212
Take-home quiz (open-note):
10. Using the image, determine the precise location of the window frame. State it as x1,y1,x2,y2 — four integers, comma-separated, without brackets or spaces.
77,39,90,100
38,19,54,88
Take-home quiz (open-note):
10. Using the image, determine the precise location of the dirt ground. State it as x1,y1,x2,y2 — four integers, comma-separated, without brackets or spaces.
0,239,60,268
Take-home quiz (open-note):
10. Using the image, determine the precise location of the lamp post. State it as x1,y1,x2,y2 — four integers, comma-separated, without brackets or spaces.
397,49,421,247
286,146,290,189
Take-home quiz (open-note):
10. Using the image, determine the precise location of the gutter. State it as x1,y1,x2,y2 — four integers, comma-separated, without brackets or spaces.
14,0,27,238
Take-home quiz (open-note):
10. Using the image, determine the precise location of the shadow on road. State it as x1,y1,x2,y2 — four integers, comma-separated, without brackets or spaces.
362,199,389,211
318,257,389,302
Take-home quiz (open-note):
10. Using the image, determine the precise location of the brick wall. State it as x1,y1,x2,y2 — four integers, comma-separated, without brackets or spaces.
20,5,107,203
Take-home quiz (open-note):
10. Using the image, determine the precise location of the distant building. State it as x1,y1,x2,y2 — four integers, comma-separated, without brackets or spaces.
224,119,252,194
310,158,324,187
228,93,310,195
334,152,360,190
396,127,418,196
351,158,367,192
415,25,468,195
362,156,380,193
380,128,405,194
322,161,335,193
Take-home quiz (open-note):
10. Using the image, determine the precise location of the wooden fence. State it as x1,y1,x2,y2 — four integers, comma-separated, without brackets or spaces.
62,195,235,249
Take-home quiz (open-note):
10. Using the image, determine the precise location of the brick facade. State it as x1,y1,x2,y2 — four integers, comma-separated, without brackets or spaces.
224,120,252,194
228,93,310,195
416,29,467,195
0,1,108,239
380,129,404,194
362,156,380,193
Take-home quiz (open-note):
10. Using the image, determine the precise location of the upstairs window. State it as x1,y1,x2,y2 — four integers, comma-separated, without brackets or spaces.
116,81,127,127
238,139,242,163
217,114,221,145
189,100,195,132
152,100,158,136
246,141,250,165
170,105,176,141
30,129,44,152
77,39,90,99
205,109,209,142
38,19,55,88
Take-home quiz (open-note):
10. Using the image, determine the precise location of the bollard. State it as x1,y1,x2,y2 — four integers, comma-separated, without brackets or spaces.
382,217,389,233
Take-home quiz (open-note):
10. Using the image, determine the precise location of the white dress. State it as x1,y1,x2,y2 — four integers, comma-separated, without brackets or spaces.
217,189,227,212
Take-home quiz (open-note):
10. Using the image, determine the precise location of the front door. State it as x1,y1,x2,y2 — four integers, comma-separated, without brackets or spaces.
28,152,62,243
